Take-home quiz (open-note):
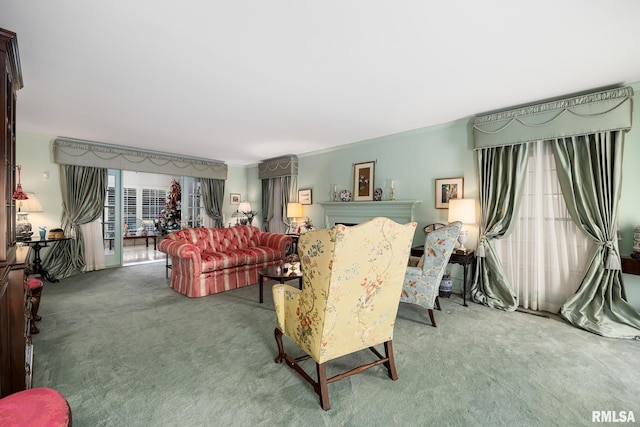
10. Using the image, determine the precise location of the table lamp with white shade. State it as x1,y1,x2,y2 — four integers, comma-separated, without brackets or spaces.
237,200,257,225
16,192,44,241
447,198,476,253
287,202,304,234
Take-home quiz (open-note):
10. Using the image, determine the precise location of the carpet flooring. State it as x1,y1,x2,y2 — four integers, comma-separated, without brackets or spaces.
32,263,640,426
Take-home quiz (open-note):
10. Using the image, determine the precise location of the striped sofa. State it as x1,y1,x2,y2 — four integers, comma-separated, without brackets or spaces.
158,226,292,298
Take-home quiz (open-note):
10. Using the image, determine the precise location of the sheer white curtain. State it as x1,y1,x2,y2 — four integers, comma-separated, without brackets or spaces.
494,141,593,313
80,219,106,272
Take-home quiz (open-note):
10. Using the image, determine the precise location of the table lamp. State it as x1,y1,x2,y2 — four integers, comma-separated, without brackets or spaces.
448,198,475,253
17,192,44,241
238,200,257,225
287,202,303,234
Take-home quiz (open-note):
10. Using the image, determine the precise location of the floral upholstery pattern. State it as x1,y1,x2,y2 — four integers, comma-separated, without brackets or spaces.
159,226,291,297
273,217,416,364
400,221,461,322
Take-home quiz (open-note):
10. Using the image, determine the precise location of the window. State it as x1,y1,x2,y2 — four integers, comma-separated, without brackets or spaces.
123,187,137,233
142,189,165,231
494,141,592,313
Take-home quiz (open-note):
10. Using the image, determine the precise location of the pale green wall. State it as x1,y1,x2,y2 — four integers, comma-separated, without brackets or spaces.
15,82,640,304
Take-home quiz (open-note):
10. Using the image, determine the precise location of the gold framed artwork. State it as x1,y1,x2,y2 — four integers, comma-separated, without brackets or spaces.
353,161,375,201
298,189,312,205
230,193,241,205
435,177,463,209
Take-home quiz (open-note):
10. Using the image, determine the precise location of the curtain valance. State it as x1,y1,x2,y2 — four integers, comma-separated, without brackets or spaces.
258,155,298,179
473,86,633,149
53,138,228,179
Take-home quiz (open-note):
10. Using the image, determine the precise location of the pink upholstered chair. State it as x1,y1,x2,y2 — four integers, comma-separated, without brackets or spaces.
0,387,72,426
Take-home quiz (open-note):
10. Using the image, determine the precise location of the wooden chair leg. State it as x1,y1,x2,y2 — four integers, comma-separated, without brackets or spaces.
384,340,398,380
274,328,285,363
435,295,441,311
316,363,330,411
428,309,437,327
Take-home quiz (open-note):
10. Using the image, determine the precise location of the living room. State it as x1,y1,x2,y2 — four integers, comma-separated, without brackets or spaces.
2,2,640,424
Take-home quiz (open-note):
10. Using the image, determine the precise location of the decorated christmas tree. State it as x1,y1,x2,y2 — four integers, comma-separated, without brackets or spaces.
157,179,181,234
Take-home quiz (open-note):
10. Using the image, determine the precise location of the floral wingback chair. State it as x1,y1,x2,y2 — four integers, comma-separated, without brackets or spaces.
400,221,462,327
272,217,416,410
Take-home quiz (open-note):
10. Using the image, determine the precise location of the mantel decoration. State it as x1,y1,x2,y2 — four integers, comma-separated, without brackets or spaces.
157,179,181,234
435,177,463,209
353,160,375,201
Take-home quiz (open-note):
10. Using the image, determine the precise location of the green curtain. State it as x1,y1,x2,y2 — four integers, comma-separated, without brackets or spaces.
471,144,530,311
200,178,225,228
261,179,274,231
552,131,640,339
43,164,107,278
280,175,296,228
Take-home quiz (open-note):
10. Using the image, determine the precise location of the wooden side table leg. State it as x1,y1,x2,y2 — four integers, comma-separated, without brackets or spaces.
259,275,265,304
463,263,469,307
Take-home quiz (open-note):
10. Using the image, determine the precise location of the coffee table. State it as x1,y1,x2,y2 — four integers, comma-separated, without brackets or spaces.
258,265,303,303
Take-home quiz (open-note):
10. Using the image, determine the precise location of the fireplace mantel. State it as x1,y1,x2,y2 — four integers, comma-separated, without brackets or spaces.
319,200,420,228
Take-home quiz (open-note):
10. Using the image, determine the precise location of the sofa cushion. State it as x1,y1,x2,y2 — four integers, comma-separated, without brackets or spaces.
201,250,247,271
241,246,282,264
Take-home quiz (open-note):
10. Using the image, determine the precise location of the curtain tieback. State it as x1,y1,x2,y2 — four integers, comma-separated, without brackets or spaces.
598,240,621,270
476,236,487,258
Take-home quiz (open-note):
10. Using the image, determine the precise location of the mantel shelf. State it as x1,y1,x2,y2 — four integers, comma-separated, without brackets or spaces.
319,200,420,228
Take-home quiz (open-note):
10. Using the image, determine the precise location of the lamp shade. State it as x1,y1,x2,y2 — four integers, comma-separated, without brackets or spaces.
287,202,303,218
448,198,475,224
238,201,252,212
19,192,44,212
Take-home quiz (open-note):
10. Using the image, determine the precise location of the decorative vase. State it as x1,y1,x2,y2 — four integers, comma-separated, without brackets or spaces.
439,274,452,297
39,227,46,239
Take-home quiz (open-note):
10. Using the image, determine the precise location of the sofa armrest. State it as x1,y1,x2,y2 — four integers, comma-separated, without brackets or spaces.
158,238,203,276
258,232,292,258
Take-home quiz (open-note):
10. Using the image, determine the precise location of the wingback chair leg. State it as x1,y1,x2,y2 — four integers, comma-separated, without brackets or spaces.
428,309,437,327
384,341,398,380
316,363,330,410
435,295,441,311
274,328,285,364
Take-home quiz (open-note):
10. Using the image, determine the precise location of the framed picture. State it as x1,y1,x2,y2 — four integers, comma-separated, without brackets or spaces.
298,189,312,205
435,177,463,209
230,193,241,205
353,161,375,201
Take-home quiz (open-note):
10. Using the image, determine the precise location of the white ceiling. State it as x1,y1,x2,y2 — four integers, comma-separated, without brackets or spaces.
3,1,640,165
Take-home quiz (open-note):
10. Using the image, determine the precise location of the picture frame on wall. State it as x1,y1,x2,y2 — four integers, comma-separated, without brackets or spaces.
435,177,463,209
353,161,375,201
298,189,312,205
230,193,241,205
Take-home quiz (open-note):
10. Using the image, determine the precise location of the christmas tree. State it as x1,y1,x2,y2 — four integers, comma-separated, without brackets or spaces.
157,179,181,234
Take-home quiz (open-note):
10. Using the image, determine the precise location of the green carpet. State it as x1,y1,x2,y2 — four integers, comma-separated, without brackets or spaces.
32,263,640,426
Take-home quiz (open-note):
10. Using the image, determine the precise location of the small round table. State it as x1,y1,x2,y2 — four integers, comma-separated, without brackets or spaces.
258,265,303,303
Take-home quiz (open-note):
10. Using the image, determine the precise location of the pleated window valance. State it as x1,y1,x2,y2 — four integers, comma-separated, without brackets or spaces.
53,138,228,180
473,86,634,149
258,155,298,179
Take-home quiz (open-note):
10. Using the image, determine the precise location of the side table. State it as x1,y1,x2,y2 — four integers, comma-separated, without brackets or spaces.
621,256,640,275
411,247,475,307
258,265,303,303
21,237,72,282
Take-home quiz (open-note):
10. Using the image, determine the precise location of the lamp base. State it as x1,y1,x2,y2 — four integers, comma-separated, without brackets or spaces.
456,229,469,253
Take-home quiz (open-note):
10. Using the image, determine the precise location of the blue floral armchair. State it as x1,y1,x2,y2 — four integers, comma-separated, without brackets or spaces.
272,217,416,410
400,221,462,326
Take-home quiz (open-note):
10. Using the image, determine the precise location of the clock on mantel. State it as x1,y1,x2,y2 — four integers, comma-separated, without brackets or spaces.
319,200,420,228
